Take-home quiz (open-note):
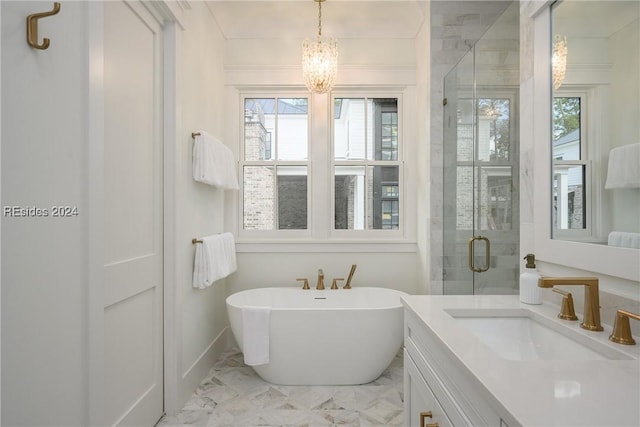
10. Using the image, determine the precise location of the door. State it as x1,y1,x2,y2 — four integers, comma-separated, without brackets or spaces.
442,3,520,295
103,1,164,425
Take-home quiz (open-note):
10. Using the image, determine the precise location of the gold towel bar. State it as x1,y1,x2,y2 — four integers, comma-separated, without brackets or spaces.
191,132,201,139
192,238,203,244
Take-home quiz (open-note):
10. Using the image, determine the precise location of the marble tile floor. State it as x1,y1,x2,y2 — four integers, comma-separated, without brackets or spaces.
157,347,404,427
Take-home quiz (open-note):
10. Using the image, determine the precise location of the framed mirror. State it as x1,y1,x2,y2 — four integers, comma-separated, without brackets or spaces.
551,0,639,245
531,1,639,283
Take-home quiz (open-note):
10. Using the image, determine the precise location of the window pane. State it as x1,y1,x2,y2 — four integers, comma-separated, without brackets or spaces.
244,98,308,161
334,98,366,160
553,97,581,160
243,166,274,230
334,166,366,229
553,164,586,230
456,99,474,162
456,166,474,230
477,98,510,161
372,98,398,161
478,166,513,231
277,166,308,229
369,165,400,229
244,98,274,161
277,98,308,161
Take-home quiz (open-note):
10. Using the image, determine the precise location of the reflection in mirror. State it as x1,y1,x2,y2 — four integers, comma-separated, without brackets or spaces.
551,1,640,247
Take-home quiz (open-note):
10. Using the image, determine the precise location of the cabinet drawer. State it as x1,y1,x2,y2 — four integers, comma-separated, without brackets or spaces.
404,309,516,427
404,349,453,427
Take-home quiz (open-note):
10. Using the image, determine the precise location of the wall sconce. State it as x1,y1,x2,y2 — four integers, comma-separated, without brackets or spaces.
552,35,567,90
302,0,338,94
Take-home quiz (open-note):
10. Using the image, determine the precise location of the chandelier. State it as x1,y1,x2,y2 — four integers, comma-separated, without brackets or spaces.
552,35,567,90
302,0,338,94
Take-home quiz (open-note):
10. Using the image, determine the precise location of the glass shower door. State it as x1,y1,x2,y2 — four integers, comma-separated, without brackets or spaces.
442,2,520,295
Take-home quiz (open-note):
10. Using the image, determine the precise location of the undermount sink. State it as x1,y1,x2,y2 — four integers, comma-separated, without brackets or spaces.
446,308,631,361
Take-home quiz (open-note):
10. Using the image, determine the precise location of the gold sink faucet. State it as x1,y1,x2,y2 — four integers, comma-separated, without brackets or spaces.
609,309,640,345
538,277,603,331
317,269,325,290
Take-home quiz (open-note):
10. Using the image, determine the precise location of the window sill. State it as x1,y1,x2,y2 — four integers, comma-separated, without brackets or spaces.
235,239,418,253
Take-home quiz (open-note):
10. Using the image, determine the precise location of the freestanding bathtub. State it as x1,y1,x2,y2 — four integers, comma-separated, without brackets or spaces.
226,286,408,385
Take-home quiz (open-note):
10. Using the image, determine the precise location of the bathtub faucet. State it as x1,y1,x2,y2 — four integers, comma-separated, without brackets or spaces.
344,264,357,289
317,269,325,290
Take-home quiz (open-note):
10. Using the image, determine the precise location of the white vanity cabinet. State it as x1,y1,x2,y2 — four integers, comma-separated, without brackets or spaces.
403,308,517,427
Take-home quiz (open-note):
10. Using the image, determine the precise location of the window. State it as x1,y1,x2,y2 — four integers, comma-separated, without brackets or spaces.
552,95,592,237
333,98,401,230
242,97,309,231
455,95,516,231
240,93,404,239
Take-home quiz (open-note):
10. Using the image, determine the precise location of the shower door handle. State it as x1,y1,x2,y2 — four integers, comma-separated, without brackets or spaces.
468,235,490,273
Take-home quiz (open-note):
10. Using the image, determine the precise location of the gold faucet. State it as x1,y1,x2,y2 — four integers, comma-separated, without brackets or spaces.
538,277,603,331
343,264,357,289
609,309,640,345
316,269,325,290
552,288,578,321
296,278,310,290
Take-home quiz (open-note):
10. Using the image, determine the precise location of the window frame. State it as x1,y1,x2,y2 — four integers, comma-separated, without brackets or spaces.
330,92,405,238
238,93,312,239
235,89,412,247
551,88,601,241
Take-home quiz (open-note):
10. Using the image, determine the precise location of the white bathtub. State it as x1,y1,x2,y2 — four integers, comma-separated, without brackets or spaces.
226,287,408,385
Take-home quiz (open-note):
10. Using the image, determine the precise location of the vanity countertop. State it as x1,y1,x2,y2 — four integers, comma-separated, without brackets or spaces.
401,295,640,427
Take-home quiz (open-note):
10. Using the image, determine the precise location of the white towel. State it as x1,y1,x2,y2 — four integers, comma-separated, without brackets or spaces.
605,143,640,189
608,231,640,249
192,131,240,190
242,305,270,366
192,232,237,289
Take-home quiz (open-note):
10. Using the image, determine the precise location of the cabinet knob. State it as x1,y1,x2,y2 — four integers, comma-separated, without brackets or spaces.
420,411,440,427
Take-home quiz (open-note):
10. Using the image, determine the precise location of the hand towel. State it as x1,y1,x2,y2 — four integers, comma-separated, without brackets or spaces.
192,131,240,190
242,305,270,366
192,232,237,289
605,143,640,189
608,231,640,249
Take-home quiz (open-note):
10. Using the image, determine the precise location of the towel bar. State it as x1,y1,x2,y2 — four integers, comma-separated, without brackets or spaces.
192,238,203,244
191,132,201,139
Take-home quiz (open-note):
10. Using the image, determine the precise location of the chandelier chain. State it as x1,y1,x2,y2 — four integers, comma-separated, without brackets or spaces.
317,0,322,38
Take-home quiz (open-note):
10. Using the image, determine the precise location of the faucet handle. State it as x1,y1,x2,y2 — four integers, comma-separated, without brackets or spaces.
331,278,344,289
609,309,640,345
296,278,310,290
552,288,578,321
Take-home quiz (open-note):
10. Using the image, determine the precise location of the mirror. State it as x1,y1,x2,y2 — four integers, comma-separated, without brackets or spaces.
551,1,639,247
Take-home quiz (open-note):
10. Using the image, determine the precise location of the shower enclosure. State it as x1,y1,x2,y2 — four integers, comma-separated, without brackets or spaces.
442,2,520,295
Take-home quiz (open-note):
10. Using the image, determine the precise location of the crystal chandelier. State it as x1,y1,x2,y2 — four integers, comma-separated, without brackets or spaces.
552,35,567,90
302,0,338,94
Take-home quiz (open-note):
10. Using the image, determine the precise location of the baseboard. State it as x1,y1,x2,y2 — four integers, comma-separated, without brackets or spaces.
178,326,234,409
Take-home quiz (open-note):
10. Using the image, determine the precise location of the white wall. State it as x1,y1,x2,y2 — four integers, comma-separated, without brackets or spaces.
164,1,233,414
1,2,90,424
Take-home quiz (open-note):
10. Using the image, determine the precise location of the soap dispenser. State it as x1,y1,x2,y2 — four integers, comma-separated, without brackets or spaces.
520,254,542,304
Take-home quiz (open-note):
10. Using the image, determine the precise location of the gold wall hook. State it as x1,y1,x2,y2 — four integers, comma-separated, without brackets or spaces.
27,2,61,50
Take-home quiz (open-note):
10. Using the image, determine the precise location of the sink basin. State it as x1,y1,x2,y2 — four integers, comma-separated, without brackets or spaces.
446,308,631,361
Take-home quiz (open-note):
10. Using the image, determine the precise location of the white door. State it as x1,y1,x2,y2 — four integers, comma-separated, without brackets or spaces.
103,1,164,425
